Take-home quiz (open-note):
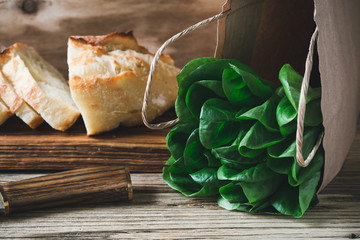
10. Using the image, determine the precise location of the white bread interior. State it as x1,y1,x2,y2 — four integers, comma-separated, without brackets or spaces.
0,70,43,128
68,32,179,135
1,43,80,131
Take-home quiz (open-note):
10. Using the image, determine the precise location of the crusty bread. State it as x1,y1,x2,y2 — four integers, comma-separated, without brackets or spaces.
0,70,43,128
68,32,179,135
0,43,80,131
0,98,12,126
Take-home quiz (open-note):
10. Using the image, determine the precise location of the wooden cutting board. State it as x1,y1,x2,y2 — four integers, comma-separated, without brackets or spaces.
0,114,173,173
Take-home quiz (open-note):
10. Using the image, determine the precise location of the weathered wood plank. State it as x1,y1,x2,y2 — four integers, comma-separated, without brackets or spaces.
0,116,171,172
0,189,359,239
0,0,224,76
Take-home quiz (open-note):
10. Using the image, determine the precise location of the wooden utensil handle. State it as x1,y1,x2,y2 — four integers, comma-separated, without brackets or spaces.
0,167,132,215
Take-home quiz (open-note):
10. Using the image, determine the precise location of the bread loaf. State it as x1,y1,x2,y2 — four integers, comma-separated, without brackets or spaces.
0,43,80,131
68,32,179,135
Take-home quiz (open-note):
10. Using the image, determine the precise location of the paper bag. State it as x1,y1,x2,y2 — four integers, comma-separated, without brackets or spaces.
215,0,360,190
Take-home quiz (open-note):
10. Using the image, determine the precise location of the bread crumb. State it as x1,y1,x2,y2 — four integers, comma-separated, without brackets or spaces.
151,94,166,107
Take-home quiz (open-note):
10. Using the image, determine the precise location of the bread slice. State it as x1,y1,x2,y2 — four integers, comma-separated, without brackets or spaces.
0,97,12,126
0,43,80,131
0,70,43,128
68,32,180,135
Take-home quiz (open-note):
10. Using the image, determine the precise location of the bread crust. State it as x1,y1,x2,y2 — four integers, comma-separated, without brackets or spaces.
68,32,179,135
69,31,175,66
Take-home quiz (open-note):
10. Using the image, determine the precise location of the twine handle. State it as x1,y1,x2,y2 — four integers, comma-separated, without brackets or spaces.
296,26,324,167
141,10,229,129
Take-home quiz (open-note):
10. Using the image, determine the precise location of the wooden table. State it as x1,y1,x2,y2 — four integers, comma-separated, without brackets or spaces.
0,1,359,239
0,122,359,239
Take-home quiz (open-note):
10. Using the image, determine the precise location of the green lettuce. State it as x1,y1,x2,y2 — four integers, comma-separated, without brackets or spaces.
163,58,324,218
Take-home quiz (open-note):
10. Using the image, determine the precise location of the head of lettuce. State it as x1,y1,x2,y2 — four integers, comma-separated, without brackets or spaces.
163,57,324,218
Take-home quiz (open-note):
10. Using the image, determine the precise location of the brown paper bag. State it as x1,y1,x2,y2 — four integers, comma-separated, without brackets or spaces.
215,0,360,190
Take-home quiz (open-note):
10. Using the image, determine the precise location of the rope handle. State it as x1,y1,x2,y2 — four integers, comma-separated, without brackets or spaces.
296,27,324,167
142,10,324,167
141,10,229,130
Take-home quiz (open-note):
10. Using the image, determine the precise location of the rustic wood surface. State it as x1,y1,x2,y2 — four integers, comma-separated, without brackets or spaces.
0,0,224,76
0,116,172,172
0,123,359,239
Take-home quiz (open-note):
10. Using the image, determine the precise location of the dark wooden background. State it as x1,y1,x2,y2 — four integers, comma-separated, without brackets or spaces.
0,0,224,77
